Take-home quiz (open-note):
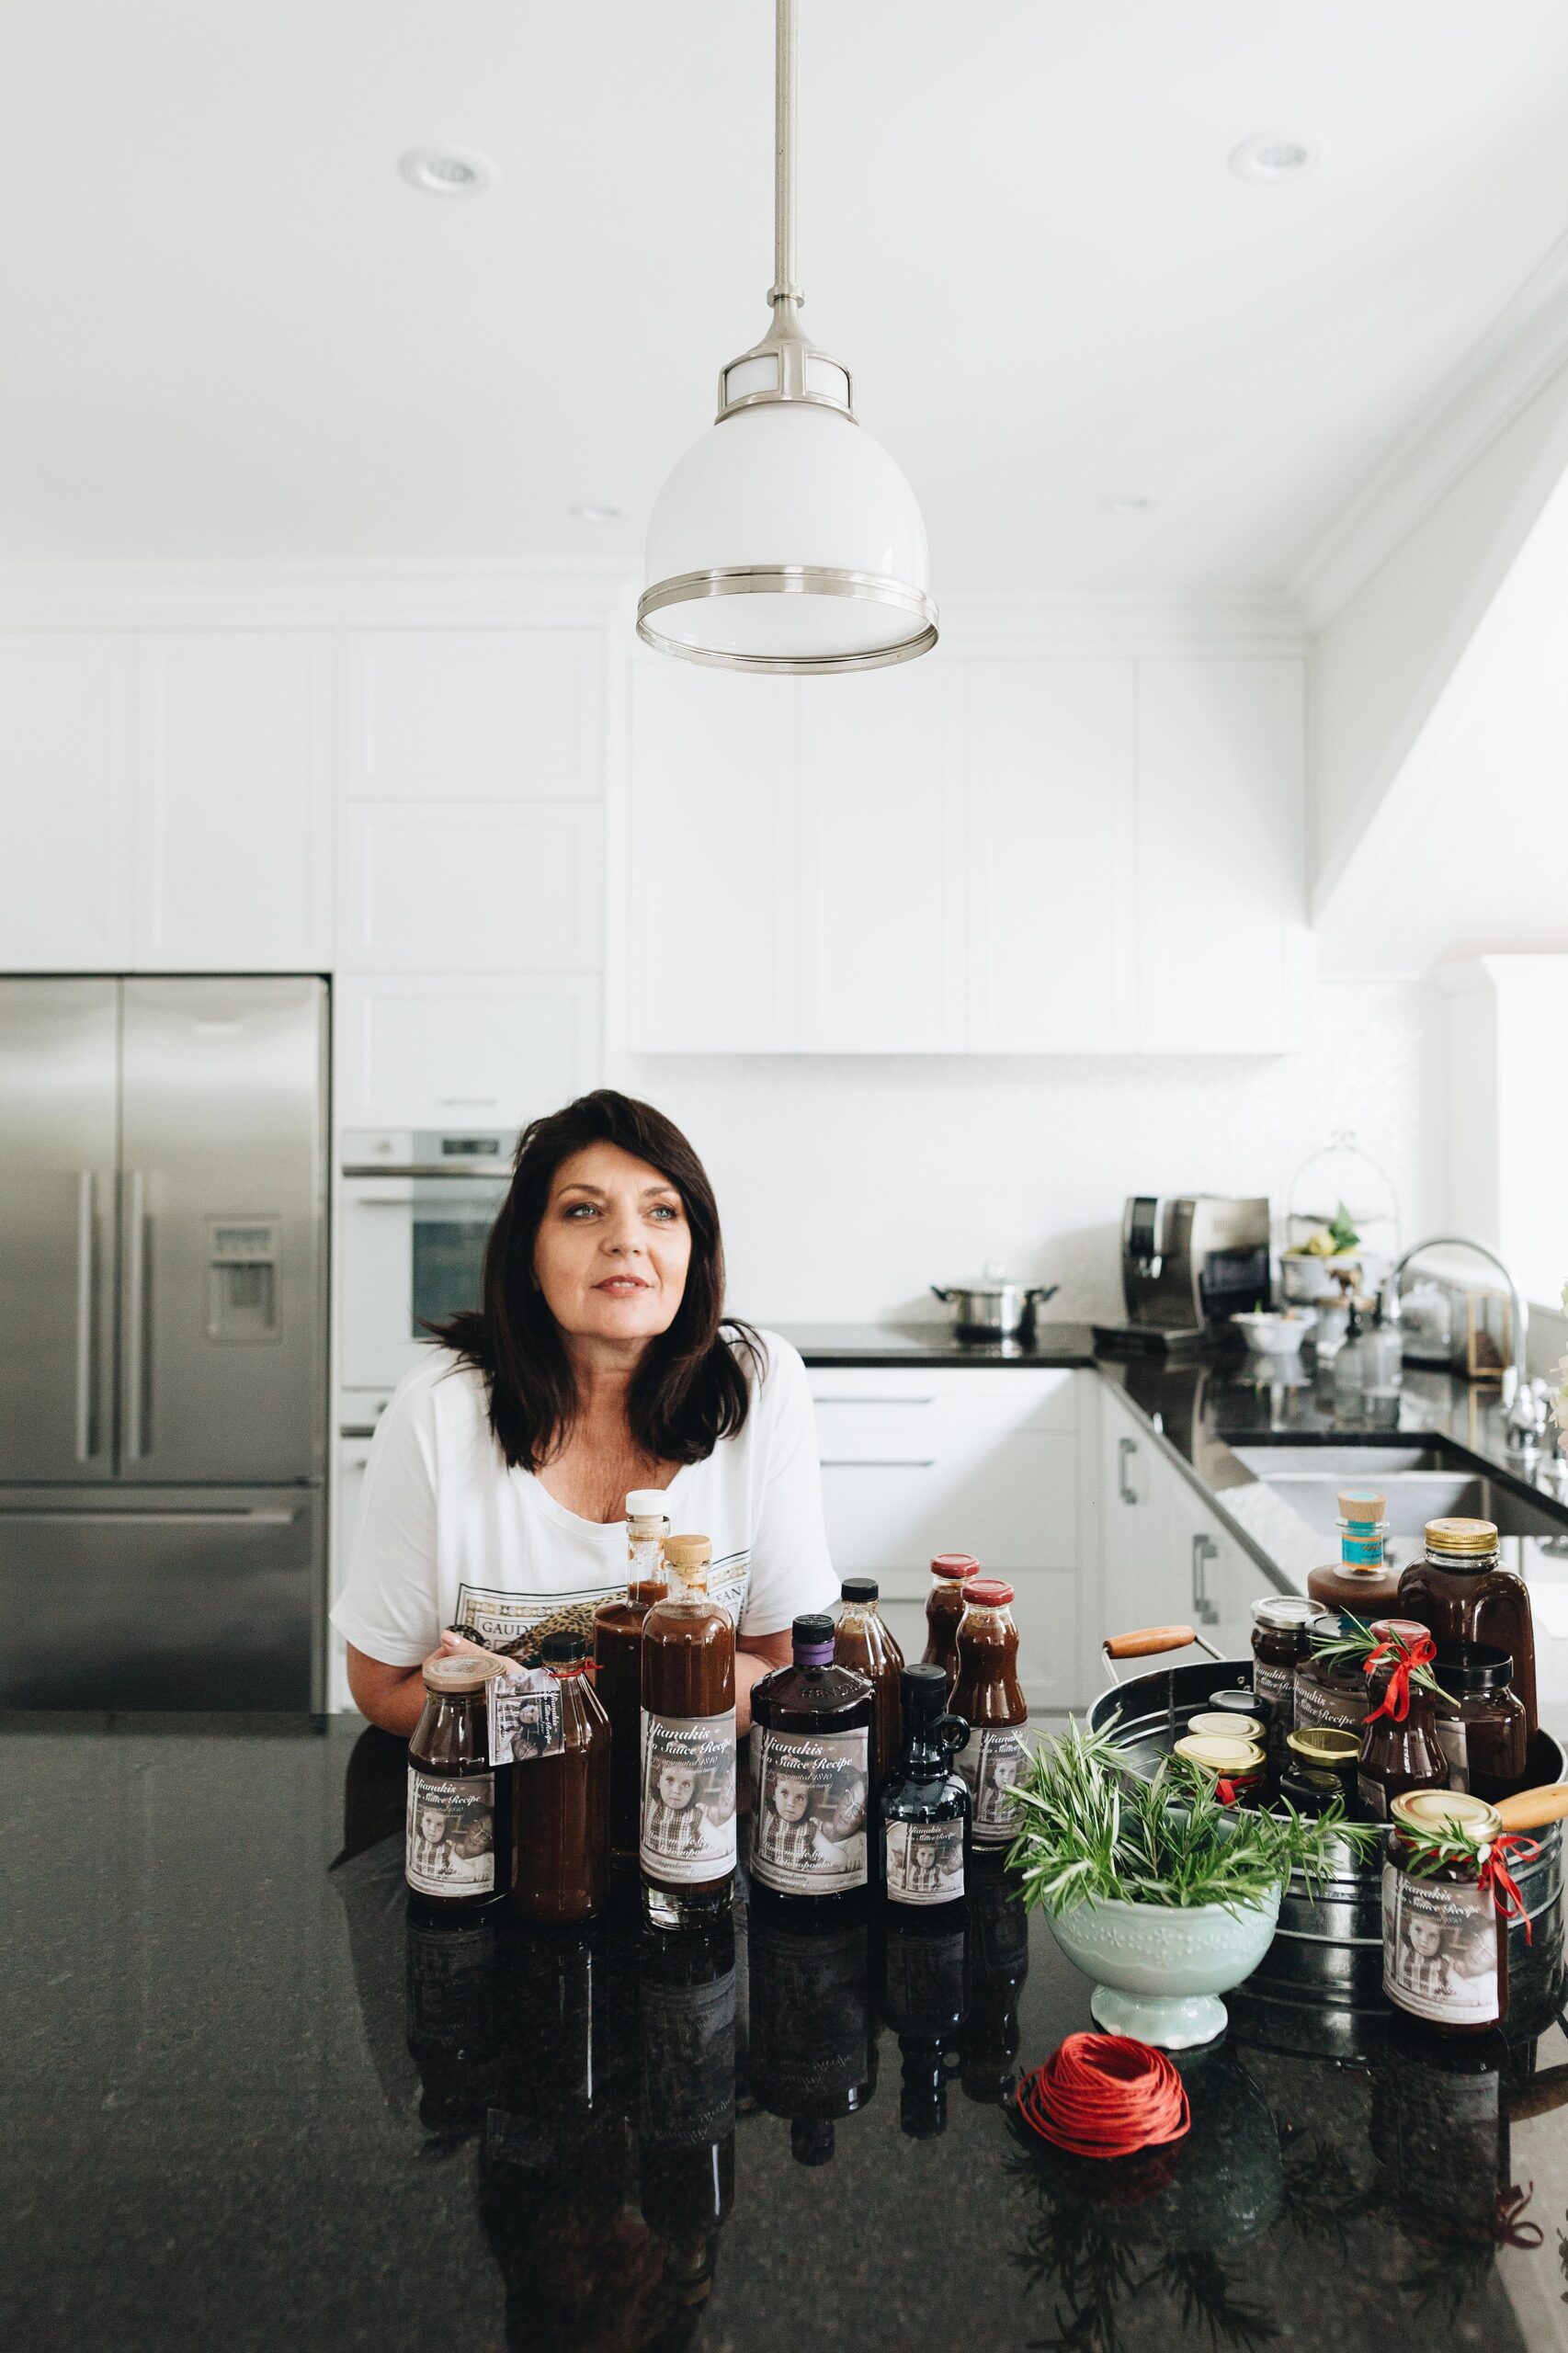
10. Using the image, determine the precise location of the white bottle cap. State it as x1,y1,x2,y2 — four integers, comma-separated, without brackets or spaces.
625,1488,670,1518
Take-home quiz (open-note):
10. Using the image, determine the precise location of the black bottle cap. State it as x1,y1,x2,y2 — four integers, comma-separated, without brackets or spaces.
1433,1641,1514,1694
1210,1686,1274,1724
793,1613,835,1655
902,1664,949,1723
840,1576,880,1602
540,1631,586,1664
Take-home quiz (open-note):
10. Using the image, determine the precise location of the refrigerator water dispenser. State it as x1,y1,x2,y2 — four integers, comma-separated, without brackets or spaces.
207,1221,281,1342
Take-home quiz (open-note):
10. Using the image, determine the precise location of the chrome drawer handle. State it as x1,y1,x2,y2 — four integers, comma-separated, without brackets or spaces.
1191,1532,1221,1627
1117,1435,1137,1505
819,1456,937,1470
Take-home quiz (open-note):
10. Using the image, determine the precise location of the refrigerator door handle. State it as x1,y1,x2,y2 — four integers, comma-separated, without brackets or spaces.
74,1171,97,1462
123,1169,149,1462
0,1506,303,1526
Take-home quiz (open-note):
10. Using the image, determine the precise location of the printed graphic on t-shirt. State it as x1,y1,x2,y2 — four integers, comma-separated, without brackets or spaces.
886,1817,964,1904
639,1710,738,1882
454,1553,749,1660
959,1727,1029,1845
405,1767,495,1897
750,1725,869,1895
1381,1860,1499,2027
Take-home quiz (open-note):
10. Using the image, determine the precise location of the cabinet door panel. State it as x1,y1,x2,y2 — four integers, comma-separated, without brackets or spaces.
339,802,603,972
1135,659,1307,1052
810,1365,1077,1436
1013,1569,1082,1711
0,638,132,970
135,634,332,970
345,630,602,801
798,665,964,1051
820,1432,1075,1573
335,974,601,1125
966,661,1136,1051
627,663,797,1051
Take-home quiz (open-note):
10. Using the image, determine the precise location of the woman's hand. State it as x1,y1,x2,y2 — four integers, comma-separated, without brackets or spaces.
347,1630,512,1739
435,1627,517,1676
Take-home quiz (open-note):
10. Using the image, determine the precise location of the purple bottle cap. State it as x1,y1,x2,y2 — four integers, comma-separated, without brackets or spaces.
793,1612,835,1667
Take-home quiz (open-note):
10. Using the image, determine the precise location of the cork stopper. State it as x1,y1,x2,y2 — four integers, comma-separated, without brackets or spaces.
663,1533,712,1593
1426,1517,1499,1558
1337,1488,1387,1526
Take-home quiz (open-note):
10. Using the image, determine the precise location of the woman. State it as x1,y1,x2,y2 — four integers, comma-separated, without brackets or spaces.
334,1089,836,1737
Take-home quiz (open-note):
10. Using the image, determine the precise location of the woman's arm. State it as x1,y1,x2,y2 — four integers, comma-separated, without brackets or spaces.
736,1631,791,1734
347,1628,515,1739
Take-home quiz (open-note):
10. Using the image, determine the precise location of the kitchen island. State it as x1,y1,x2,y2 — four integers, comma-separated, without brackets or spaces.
7,1713,1568,2353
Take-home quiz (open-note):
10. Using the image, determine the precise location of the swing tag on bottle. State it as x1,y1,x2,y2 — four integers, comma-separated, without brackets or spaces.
488,1665,565,1764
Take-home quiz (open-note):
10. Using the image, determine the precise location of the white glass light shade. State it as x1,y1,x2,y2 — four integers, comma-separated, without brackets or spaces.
639,403,936,671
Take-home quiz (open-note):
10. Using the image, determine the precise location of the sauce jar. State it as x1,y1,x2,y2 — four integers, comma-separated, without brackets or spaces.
1397,1518,1538,1743
949,1578,1028,1849
1293,1612,1373,1734
1430,1643,1528,1802
1382,1790,1510,2035
1173,1733,1267,1802
922,1553,980,1694
512,1631,611,1926
1285,1724,1359,1790
1357,1663,1448,1823
407,1654,505,1910
1187,1709,1266,1742
1251,1596,1325,1729
1280,1764,1346,1815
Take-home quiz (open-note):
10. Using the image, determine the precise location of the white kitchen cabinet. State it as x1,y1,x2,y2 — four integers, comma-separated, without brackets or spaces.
344,629,603,801
797,665,966,1052
626,660,798,1051
1134,658,1307,1052
134,634,333,971
1099,1381,1267,1680
339,801,603,973
0,636,133,971
965,661,1137,1051
335,973,601,1126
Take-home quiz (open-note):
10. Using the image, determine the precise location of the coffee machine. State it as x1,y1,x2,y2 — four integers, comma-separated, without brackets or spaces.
1099,1195,1272,1351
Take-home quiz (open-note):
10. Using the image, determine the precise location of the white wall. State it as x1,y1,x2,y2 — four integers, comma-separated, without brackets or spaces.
608,974,1444,1326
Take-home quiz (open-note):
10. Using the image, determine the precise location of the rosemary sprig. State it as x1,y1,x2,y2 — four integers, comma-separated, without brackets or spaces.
1005,1722,1381,1918
1308,1612,1449,1706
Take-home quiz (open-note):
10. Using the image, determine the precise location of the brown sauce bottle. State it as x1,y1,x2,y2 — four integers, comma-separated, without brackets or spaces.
641,1534,736,1930
406,1654,505,1911
922,1552,980,1693
593,1490,671,1861
511,1631,611,1925
1397,1518,1538,1744
834,1575,904,1788
1383,1790,1508,2036
950,1577,1029,1852
1357,1661,1449,1822
1431,1643,1529,1802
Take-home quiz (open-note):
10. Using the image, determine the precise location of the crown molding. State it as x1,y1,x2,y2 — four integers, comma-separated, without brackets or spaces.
1290,225,1568,631
927,589,1307,657
0,557,641,630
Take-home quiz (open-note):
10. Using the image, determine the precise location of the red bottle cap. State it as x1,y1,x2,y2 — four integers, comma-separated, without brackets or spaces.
962,1577,1015,1608
930,1552,980,1581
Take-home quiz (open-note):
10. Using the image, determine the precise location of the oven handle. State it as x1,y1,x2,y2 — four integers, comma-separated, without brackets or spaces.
342,1165,511,1180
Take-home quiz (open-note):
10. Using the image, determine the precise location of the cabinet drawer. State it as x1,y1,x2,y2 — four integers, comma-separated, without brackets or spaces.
821,1432,1076,1574
810,1365,1076,1437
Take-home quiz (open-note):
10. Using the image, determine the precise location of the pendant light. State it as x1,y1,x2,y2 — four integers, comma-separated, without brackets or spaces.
638,0,937,675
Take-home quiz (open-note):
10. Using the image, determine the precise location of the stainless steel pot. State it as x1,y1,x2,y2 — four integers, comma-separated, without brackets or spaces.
930,1276,1058,1339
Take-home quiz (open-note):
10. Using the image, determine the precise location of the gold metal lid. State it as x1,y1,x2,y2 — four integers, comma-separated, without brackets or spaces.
1174,1733,1266,1773
422,1653,503,1694
1391,1788,1502,1840
1187,1710,1266,1740
664,1534,713,1568
1426,1517,1499,1556
1286,1726,1360,1767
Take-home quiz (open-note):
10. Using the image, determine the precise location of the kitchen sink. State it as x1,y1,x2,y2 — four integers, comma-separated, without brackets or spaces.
1228,1445,1567,1546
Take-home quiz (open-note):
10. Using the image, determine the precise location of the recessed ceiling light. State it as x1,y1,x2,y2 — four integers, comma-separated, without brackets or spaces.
1106,495,1157,517
570,503,625,525
397,145,498,198
1229,132,1321,183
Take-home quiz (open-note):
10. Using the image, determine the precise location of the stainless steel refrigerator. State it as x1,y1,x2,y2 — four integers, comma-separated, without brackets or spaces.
0,977,328,1711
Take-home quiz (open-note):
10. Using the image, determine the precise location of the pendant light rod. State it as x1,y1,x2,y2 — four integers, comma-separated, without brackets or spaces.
770,0,801,308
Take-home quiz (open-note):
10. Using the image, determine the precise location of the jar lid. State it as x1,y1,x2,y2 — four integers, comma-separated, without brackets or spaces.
840,1576,879,1602
1210,1687,1273,1722
422,1653,501,1693
1281,1767,1345,1807
1433,1641,1515,1694
1252,1596,1327,1631
1188,1710,1266,1740
930,1552,980,1581
1287,1725,1360,1768
961,1577,1015,1608
1174,1733,1266,1772
1426,1517,1499,1556
1392,1788,1502,1840
1369,1617,1431,1648
664,1534,713,1569
625,1488,670,1519
540,1631,586,1664
1337,1488,1387,1523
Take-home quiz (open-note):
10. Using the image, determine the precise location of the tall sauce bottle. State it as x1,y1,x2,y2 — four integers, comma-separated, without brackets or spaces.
593,1489,671,1863
1397,1518,1538,1742
640,1533,736,1930
1307,1487,1403,1612
833,1575,904,1789
922,1552,980,1692
511,1631,611,1925
950,1577,1029,1855
749,1614,873,1908
406,1654,505,1911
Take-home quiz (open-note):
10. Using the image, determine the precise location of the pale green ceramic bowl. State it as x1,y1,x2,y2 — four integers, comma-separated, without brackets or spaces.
1045,1884,1282,2048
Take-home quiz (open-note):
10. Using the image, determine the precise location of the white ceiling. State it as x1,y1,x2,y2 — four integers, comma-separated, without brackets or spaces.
6,1,1568,591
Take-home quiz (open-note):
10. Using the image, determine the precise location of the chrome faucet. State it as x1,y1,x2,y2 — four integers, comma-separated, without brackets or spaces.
1383,1235,1540,1452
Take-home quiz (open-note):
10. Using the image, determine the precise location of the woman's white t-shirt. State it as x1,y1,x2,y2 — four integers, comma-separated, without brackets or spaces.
331,1329,836,1667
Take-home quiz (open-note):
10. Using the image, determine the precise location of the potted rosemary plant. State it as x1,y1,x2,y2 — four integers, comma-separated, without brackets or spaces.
1006,1725,1380,2048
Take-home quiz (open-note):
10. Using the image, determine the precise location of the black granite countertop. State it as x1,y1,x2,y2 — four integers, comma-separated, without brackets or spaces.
9,1714,1568,2353
778,1319,1098,1367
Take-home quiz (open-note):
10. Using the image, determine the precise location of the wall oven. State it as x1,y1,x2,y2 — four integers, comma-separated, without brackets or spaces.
339,1129,515,1392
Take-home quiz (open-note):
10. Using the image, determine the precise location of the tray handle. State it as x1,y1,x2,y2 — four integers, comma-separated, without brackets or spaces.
1101,1625,1225,1684
1492,1784,1568,1834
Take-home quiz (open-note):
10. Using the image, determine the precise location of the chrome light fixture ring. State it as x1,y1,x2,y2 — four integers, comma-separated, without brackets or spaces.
636,564,939,674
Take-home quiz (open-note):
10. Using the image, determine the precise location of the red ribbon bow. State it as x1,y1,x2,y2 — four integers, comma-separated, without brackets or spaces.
1480,1835,1540,1944
1362,1629,1436,1723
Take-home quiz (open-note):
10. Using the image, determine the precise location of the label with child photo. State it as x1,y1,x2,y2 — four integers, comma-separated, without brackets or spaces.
886,1818,965,1906
1381,1861,1500,2027
404,1768,496,1898
639,1711,737,1883
750,1724,869,1896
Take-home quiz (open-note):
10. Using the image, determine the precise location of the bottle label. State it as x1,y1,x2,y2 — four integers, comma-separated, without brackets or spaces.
958,1727,1029,1845
639,1709,737,1882
750,1724,869,1894
487,1665,563,1765
1357,1772,1388,1821
1251,1658,1295,1722
1435,1716,1470,1791
886,1818,964,1905
405,1766,496,1898
1293,1672,1366,1734
1341,1535,1385,1567
1382,1859,1500,2028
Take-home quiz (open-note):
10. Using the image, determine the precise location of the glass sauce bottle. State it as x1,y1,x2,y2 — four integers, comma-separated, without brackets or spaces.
922,1552,980,1693
1431,1643,1528,1802
1307,1487,1403,1611
640,1533,736,1930
1382,1790,1509,2035
1357,1654,1448,1822
511,1631,611,1925
834,1575,904,1789
880,1662,971,1917
592,1488,670,1862
1398,1518,1538,1744
750,1614,873,1907
950,1578,1029,1854
406,1654,505,1910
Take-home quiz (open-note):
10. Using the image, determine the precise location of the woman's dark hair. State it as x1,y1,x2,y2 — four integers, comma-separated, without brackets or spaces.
437,1090,761,1472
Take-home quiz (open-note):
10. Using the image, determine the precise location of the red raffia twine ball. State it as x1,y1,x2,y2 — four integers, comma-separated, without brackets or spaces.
1017,2031,1191,2161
